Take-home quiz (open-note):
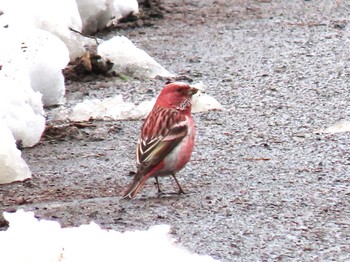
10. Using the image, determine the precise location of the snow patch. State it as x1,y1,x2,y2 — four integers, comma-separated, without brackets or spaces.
52,96,155,122
0,0,90,61
97,36,174,78
71,95,138,121
0,124,31,184
21,29,70,106
0,210,217,262
317,121,350,133
51,83,223,122
0,29,46,147
76,0,139,34
191,82,224,113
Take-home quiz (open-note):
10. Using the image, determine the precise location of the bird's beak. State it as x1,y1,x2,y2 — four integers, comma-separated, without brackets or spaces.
185,87,198,96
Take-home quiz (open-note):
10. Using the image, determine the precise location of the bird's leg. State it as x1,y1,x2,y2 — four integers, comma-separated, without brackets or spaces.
154,176,162,193
171,174,185,194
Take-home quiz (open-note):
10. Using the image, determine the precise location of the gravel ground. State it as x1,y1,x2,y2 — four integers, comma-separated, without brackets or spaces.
1,0,350,261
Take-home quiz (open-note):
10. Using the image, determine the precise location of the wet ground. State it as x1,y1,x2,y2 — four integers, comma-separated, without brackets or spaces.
1,0,350,261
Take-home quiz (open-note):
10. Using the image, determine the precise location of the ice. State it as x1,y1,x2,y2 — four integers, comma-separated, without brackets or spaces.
0,123,31,184
76,0,139,34
97,36,174,78
0,210,217,262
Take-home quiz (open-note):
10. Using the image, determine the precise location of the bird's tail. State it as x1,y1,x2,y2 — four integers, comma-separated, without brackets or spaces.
122,176,147,199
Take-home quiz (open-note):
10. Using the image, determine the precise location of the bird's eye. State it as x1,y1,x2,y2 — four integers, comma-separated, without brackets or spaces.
176,88,182,92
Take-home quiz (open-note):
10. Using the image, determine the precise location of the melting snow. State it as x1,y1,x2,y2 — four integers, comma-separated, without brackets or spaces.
0,210,218,262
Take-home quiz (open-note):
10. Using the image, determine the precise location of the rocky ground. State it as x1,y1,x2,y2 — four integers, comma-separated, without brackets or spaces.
1,0,350,261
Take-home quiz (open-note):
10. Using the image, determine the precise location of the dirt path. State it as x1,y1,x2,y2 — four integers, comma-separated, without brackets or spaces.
1,1,350,260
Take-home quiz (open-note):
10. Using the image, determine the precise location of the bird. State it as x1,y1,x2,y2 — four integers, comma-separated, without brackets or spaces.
122,82,198,199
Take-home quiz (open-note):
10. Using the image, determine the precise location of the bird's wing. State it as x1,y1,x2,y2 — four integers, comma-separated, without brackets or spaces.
135,107,189,177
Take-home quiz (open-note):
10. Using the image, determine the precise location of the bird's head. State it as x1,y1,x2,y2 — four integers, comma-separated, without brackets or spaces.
156,82,198,112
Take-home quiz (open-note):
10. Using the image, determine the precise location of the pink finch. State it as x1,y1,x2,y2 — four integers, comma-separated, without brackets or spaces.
122,82,198,199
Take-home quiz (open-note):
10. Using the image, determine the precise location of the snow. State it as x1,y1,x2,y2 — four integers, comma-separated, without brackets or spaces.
191,82,225,113
0,17,60,183
0,210,217,262
1,0,139,60
192,92,224,113
69,95,146,121
0,15,71,183
51,83,223,122
0,30,43,183
317,121,350,133
97,36,174,78
0,0,82,31
0,124,31,184
0,25,69,106
21,29,70,106
76,0,139,34
0,29,46,147
0,0,91,61
111,0,139,18
52,96,155,122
